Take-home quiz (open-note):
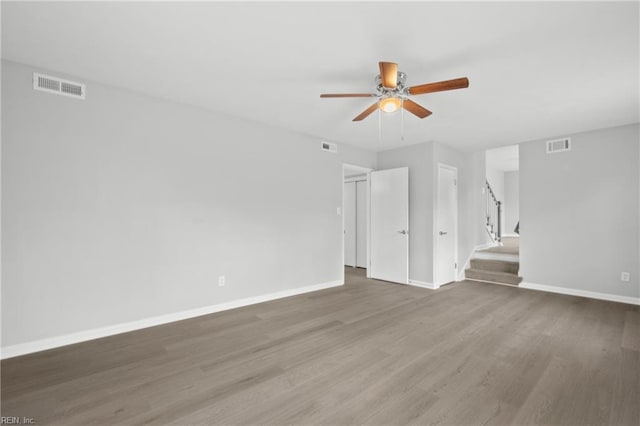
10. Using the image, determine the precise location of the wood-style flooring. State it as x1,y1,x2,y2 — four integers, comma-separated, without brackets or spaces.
2,268,639,425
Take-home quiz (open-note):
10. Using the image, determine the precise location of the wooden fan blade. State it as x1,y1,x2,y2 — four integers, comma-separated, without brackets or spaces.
402,99,432,119
320,93,376,98
408,77,469,95
352,102,379,121
379,62,398,89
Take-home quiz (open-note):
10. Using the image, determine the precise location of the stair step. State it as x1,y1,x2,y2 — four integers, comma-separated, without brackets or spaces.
470,258,519,274
479,245,519,255
465,268,523,286
474,250,519,262
501,236,519,248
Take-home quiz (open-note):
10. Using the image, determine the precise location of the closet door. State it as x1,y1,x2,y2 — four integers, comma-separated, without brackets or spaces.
344,182,356,267
356,180,367,268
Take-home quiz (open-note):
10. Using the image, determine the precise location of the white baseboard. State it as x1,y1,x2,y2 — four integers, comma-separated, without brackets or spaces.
0,279,344,360
408,279,439,290
520,282,640,306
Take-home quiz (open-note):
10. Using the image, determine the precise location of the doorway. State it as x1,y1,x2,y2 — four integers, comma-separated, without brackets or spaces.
344,176,367,268
435,163,458,286
343,164,372,278
343,165,410,286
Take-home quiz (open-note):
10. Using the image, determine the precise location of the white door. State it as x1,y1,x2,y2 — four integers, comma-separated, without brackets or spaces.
344,182,356,267
435,164,458,285
370,167,409,284
356,180,367,268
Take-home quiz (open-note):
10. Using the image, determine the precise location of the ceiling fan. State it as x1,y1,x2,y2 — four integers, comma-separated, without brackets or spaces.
320,61,469,121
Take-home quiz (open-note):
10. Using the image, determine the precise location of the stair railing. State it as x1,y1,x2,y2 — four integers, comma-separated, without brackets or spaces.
485,180,501,242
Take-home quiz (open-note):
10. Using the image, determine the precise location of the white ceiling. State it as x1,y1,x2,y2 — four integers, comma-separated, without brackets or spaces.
2,1,638,152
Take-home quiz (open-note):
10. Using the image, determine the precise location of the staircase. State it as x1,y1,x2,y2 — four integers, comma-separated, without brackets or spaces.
465,236,522,286
485,180,502,242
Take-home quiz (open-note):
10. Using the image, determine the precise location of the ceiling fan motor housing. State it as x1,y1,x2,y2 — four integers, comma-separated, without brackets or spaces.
375,71,408,97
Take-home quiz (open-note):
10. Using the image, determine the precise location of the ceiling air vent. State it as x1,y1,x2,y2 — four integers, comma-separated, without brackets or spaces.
546,137,570,153
33,72,86,100
321,141,337,153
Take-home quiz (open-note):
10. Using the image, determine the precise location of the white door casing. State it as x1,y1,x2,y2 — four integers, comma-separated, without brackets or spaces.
344,181,356,267
344,179,368,268
435,164,458,286
356,180,367,268
370,167,409,284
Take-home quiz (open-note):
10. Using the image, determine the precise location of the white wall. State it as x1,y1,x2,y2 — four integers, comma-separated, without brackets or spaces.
503,171,519,235
520,123,639,299
1,60,377,350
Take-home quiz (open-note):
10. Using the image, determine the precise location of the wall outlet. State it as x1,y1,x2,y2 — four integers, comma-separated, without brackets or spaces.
620,272,630,282
337,207,341,216
218,275,225,287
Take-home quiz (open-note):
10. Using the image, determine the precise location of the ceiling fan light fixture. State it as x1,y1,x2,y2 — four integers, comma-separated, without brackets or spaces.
320,61,468,122
379,97,401,113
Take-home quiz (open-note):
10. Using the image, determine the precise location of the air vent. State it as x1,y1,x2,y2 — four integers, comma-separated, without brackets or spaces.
320,141,337,153
546,137,570,153
33,72,85,100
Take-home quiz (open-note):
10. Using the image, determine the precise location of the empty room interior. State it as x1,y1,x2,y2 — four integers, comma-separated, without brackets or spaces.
2,2,639,425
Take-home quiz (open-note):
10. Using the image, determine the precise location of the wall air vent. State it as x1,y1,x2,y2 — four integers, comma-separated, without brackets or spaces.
321,141,337,153
546,137,571,153
33,72,86,100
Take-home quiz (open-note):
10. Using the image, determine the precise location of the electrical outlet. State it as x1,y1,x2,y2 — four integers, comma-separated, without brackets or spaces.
218,275,225,287
620,272,630,282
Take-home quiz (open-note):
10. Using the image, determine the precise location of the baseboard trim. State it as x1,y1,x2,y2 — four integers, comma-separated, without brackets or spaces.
408,279,439,290
520,282,640,306
467,278,520,288
0,279,344,360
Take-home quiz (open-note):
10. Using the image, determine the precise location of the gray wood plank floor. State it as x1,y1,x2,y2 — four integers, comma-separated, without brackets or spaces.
2,268,639,425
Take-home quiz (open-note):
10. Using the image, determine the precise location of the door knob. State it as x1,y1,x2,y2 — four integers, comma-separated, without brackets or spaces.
398,230,408,235
439,231,447,235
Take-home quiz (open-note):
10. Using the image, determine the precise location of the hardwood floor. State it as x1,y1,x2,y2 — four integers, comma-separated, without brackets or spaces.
2,268,639,425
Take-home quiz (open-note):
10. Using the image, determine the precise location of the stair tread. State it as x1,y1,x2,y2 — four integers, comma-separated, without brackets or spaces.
465,268,523,285
479,246,519,255
470,258,519,265
474,251,520,261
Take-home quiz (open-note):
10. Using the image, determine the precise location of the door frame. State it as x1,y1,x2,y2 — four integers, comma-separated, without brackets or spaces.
434,163,458,287
342,164,373,282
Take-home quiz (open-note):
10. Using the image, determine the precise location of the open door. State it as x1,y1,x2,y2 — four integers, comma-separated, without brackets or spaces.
370,167,409,284
435,164,458,286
